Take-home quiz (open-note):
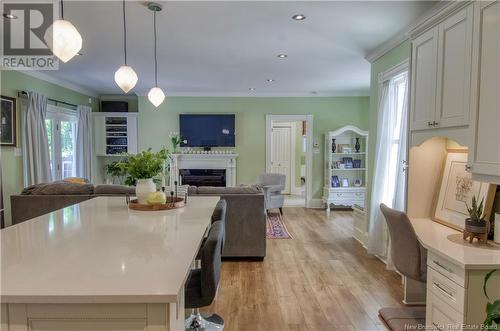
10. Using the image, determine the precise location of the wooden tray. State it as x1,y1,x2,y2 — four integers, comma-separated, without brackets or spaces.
128,197,185,211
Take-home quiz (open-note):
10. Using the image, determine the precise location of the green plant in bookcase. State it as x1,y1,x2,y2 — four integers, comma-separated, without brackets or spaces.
483,269,499,327
117,148,168,204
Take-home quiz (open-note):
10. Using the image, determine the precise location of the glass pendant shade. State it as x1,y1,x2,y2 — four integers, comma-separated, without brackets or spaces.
148,87,165,107
114,65,138,93
45,19,82,63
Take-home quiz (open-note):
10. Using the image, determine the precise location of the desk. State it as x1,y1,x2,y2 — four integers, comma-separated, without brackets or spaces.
1,196,219,331
409,217,500,329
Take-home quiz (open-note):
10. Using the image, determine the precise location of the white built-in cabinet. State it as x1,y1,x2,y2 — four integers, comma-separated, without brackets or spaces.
93,112,138,157
468,1,500,183
410,4,473,132
410,1,500,184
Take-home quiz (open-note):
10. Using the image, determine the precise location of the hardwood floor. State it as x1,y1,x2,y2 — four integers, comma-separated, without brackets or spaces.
202,207,403,331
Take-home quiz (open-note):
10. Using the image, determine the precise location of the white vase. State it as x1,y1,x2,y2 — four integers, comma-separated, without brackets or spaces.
136,178,156,204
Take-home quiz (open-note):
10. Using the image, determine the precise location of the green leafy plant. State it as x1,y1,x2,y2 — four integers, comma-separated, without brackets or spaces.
466,195,486,222
483,269,500,327
117,148,168,186
105,161,127,178
169,132,182,151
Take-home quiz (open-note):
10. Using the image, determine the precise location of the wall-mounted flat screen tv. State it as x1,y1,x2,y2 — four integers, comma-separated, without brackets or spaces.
179,114,235,147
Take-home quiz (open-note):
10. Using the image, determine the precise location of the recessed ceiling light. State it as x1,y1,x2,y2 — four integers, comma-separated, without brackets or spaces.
249,88,256,91
3,13,18,19
292,14,306,21
266,79,275,82
277,54,287,58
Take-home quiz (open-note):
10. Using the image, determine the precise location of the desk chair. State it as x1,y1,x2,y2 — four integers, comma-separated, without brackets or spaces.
378,204,427,331
185,221,225,330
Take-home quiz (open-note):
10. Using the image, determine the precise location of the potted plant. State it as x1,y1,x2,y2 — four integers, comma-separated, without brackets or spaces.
464,195,489,241
117,148,168,204
483,269,499,327
169,132,182,153
105,161,127,185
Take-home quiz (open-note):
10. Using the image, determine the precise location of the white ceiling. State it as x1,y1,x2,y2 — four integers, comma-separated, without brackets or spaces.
44,1,436,97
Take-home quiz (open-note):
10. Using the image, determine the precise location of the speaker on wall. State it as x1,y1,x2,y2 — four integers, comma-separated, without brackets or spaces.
101,101,128,112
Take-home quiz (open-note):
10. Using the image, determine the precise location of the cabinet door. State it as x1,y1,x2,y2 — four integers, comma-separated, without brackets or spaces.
93,115,106,156
410,28,439,131
435,5,473,129
469,1,500,179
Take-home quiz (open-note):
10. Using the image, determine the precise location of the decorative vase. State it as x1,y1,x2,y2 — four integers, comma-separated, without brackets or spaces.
355,138,361,153
331,139,336,153
136,178,156,204
463,218,489,243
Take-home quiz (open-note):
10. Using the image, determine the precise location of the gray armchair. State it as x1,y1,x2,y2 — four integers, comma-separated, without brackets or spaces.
257,173,286,215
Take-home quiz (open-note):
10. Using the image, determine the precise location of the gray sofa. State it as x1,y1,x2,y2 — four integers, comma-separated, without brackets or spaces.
189,186,266,260
10,182,135,225
11,182,267,260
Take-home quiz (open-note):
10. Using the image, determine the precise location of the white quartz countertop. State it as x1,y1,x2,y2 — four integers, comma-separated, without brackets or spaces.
410,217,500,269
0,196,219,304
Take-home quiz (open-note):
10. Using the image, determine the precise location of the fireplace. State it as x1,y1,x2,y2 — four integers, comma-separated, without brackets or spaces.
179,169,226,187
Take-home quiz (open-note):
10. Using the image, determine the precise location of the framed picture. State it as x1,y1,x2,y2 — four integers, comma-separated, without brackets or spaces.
331,175,340,187
433,151,496,230
1,96,16,146
341,178,349,187
342,157,353,169
338,144,351,153
353,159,362,169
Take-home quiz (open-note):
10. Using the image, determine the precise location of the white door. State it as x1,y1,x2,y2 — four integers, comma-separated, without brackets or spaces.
410,27,439,131
270,125,291,194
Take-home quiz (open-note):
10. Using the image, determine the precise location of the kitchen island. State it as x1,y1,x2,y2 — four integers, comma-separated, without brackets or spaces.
1,196,219,331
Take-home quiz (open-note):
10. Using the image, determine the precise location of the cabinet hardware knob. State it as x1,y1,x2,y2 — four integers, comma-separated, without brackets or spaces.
465,165,472,172
433,121,439,126
427,121,433,127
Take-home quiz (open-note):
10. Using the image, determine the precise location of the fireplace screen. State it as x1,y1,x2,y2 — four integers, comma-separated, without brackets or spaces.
179,169,226,187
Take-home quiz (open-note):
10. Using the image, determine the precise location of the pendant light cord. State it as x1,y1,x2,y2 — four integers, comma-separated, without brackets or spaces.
60,0,64,19
153,10,158,87
122,0,127,65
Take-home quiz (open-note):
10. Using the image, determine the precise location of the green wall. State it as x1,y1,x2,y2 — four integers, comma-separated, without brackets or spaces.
137,96,369,200
0,70,98,226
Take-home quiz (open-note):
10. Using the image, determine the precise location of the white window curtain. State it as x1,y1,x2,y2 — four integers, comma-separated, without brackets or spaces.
367,70,409,269
75,105,93,181
22,92,52,186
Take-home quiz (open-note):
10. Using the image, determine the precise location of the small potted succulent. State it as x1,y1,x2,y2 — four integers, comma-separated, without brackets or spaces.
465,195,489,236
117,148,168,204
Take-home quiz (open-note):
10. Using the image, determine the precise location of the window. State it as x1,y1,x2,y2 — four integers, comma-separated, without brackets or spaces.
45,105,78,180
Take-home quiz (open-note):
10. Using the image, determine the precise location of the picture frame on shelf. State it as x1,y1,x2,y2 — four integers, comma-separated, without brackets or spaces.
341,178,349,187
1,95,16,146
338,144,351,153
331,175,340,187
342,157,353,169
354,179,362,187
353,159,362,169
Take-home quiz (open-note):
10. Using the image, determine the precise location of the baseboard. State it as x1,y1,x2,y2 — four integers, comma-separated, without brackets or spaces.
308,198,324,209
353,229,368,248
291,186,303,195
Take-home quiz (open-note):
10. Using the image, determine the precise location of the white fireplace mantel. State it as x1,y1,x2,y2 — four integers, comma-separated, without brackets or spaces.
169,153,238,187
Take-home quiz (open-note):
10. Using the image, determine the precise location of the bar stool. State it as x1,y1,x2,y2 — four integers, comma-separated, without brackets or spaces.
185,221,225,330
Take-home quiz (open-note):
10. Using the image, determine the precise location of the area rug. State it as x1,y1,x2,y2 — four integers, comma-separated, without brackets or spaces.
266,212,293,239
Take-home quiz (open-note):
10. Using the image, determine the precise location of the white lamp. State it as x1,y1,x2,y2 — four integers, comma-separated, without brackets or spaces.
114,0,138,93
46,19,82,63
147,3,165,108
114,65,138,93
148,87,165,108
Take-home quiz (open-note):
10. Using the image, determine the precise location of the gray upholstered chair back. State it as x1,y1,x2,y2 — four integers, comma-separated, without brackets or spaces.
211,199,227,224
258,173,286,188
380,204,427,282
201,221,224,301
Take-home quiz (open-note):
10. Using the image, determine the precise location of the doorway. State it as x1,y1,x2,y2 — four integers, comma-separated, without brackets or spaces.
266,115,313,208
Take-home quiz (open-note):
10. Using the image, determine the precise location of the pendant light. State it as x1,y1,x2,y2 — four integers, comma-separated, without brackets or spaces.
147,3,165,108
114,0,138,93
45,0,82,63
